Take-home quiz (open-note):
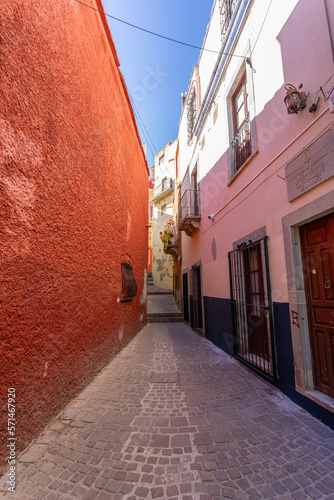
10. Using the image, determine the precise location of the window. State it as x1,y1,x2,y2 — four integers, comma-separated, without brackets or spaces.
162,177,167,191
231,72,251,172
161,204,167,214
159,154,165,165
121,263,137,302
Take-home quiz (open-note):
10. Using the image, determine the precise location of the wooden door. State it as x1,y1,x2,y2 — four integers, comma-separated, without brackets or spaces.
193,267,203,330
300,213,334,398
244,243,269,360
182,272,189,323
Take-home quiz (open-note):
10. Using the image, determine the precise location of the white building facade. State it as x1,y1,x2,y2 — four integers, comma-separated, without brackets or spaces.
150,141,177,290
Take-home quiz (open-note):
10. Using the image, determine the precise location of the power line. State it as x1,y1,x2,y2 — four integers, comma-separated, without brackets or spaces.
306,73,334,97
129,94,174,178
129,94,157,158
73,0,246,59
133,112,156,160
251,0,273,55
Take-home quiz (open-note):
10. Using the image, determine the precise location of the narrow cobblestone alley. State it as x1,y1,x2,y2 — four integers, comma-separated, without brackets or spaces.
1,292,334,499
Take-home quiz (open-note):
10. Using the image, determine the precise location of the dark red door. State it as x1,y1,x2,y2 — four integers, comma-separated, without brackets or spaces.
300,213,334,398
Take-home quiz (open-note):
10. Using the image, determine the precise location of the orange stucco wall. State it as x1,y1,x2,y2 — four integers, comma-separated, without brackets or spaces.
0,0,148,470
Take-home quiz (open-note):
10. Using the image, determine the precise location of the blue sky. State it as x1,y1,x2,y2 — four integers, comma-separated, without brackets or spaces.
102,0,214,170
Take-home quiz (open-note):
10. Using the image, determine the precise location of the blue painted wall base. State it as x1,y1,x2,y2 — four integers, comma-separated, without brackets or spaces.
203,296,334,430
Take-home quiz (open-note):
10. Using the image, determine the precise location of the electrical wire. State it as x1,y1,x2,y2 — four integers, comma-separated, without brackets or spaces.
129,93,175,177
73,0,246,59
251,0,273,55
130,95,171,175
309,73,334,96
131,104,156,160
130,98,156,157
321,73,334,89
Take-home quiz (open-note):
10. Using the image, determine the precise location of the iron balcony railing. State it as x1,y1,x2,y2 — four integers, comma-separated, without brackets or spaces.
219,0,239,41
149,178,174,204
179,188,201,225
231,114,252,171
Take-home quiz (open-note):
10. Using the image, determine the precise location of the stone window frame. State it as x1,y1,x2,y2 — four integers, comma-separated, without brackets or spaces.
226,55,258,184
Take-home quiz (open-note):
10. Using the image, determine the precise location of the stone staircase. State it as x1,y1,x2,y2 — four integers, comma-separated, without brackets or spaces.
147,275,183,323
147,311,184,323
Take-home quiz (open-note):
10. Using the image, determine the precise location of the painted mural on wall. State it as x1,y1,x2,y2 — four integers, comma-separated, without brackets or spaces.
152,210,174,290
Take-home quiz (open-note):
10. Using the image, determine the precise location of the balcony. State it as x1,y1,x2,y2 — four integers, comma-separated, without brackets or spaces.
179,189,201,237
219,0,239,41
165,222,178,257
231,114,251,172
149,178,174,204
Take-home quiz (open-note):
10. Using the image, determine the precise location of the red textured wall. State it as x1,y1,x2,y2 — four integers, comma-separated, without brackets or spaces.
0,0,148,470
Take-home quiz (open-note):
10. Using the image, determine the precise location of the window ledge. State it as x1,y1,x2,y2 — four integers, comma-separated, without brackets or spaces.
228,148,259,186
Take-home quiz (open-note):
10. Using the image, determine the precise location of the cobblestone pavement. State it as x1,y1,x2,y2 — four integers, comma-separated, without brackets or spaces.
1,322,334,499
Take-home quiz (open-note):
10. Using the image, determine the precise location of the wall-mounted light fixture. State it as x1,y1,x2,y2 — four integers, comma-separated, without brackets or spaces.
284,84,307,114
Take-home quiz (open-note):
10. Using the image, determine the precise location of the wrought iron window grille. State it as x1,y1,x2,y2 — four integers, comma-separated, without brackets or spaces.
121,263,137,302
231,113,252,171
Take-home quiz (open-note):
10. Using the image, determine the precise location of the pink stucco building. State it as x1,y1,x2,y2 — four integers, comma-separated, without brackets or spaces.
176,0,334,425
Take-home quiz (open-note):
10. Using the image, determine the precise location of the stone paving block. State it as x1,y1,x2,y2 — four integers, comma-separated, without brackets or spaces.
71,484,89,496
171,434,192,447
194,432,213,446
1,322,334,500
221,485,236,498
214,469,229,481
200,470,215,481
151,485,165,498
149,434,170,447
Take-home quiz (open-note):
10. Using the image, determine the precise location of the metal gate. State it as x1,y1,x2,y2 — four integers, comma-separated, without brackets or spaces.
228,237,276,380
189,265,203,332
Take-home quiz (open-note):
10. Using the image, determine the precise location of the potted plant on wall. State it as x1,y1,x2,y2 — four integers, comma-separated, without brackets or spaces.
160,219,177,257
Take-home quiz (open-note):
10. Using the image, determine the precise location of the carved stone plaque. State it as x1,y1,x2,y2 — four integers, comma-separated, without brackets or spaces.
285,126,334,202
